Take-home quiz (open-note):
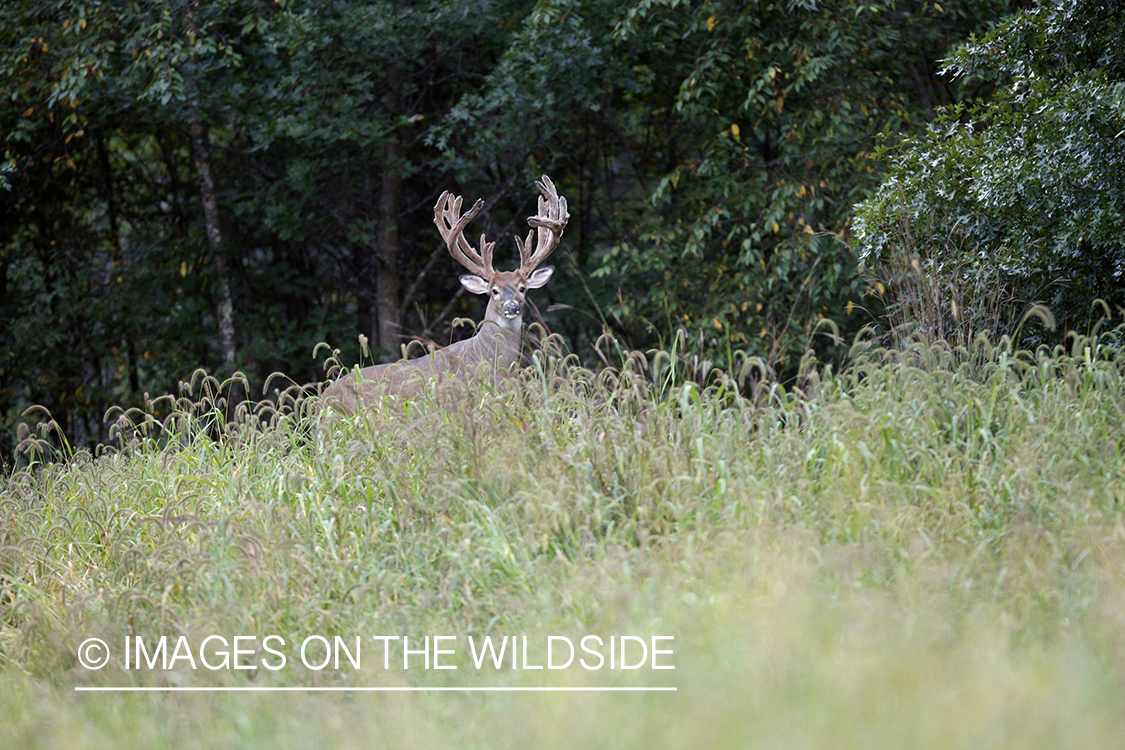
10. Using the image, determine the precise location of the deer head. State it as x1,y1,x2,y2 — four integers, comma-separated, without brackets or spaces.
433,175,569,331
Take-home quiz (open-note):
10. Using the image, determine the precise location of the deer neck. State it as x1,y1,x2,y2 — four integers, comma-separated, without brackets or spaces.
468,308,523,366
475,315,522,344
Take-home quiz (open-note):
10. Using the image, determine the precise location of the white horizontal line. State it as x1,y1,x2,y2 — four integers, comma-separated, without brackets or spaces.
75,686,676,692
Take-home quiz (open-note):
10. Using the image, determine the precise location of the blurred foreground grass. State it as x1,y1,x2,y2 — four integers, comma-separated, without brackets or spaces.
2,334,1125,748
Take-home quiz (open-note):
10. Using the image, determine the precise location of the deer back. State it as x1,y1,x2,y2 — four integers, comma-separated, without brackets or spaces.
322,322,522,414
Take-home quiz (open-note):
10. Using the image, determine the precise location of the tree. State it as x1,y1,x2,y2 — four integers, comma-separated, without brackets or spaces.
442,0,1021,374
0,0,1027,458
854,0,1125,341
0,0,297,452
0,0,524,456
601,0,1026,372
243,0,524,356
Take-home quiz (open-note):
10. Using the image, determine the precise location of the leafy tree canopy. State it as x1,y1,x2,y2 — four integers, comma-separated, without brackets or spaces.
854,0,1125,338
441,0,1021,373
1,0,1024,458
594,0,1018,371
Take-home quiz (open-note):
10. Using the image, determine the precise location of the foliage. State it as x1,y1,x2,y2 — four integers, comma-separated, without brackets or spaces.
2,0,1023,458
0,0,304,448
437,0,1022,374
854,0,1125,342
3,335,1125,745
0,0,527,454
590,0,1019,372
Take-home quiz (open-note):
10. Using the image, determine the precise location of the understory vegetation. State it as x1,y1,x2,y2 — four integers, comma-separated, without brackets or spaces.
3,326,1125,748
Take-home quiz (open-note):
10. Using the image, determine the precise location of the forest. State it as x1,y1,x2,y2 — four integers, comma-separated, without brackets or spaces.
2,0,1123,458
4,3,1125,747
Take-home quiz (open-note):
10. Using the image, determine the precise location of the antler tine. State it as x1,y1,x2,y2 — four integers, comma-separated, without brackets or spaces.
517,175,570,274
514,229,534,270
434,191,495,280
478,232,494,273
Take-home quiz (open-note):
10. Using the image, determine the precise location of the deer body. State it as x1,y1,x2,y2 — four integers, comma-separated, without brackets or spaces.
322,177,567,414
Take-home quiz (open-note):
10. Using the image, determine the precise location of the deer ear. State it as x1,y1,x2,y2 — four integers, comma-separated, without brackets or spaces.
459,274,490,294
525,266,554,289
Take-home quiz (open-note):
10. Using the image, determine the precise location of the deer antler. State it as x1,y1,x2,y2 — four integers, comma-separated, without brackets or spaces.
515,175,569,275
433,191,496,281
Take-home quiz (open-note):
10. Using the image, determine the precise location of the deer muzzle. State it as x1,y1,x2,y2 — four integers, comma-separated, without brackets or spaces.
502,299,521,319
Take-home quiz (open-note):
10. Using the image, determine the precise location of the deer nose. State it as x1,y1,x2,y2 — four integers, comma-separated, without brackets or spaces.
502,300,521,318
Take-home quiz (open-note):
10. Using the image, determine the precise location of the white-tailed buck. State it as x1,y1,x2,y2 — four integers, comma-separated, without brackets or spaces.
322,175,569,414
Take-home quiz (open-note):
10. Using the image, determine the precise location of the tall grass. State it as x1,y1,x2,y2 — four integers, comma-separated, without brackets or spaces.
2,330,1125,748
861,209,1025,348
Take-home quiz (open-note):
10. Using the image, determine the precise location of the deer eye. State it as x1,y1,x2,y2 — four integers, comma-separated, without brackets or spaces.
491,288,500,296
518,284,526,293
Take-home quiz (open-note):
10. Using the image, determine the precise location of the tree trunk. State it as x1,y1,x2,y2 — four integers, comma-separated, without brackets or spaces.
903,58,936,123
190,111,236,364
375,66,404,356
376,139,403,355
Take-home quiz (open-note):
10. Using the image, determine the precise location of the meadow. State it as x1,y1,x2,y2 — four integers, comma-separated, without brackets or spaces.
2,331,1125,749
